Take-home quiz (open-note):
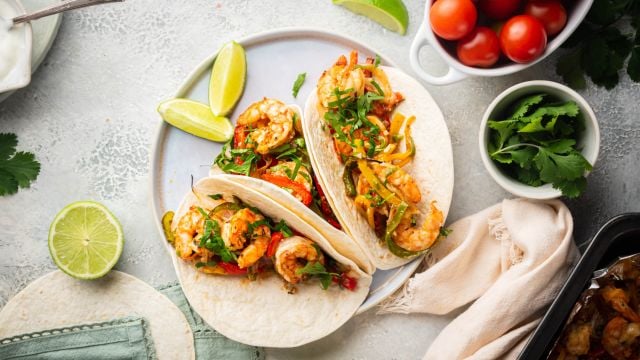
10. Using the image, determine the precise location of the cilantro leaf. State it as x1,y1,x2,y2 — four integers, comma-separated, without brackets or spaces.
374,54,381,67
292,73,306,98
0,133,17,161
296,261,338,290
557,50,587,89
628,47,640,82
509,94,545,119
0,133,40,196
488,95,592,198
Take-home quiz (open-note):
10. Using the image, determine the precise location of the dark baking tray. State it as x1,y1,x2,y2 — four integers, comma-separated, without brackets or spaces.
518,213,640,359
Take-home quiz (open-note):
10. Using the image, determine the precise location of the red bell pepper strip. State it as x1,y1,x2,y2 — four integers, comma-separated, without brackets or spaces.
260,173,313,206
267,231,284,257
218,261,247,275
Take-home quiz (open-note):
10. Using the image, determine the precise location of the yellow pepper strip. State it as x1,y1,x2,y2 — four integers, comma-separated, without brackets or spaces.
357,159,403,207
355,194,376,228
353,138,366,157
390,113,405,138
367,115,387,132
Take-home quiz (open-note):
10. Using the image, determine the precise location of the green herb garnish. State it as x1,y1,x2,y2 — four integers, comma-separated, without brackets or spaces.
487,94,592,198
196,207,237,262
556,1,640,89
215,141,259,176
273,219,293,237
0,133,40,196
296,261,339,290
374,54,381,67
208,194,223,200
292,72,307,98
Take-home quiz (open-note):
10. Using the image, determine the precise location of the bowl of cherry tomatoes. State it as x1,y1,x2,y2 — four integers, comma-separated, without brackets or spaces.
409,0,593,85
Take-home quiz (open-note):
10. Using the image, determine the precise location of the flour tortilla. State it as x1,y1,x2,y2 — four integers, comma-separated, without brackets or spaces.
0,271,195,360
303,66,454,270
210,103,375,275
168,175,372,347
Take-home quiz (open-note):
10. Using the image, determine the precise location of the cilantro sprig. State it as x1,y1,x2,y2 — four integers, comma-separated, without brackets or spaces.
0,133,40,196
296,261,339,290
557,0,640,89
487,94,592,198
196,207,237,262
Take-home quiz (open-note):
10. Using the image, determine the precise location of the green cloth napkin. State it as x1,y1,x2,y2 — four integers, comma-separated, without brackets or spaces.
0,317,156,360
158,282,265,360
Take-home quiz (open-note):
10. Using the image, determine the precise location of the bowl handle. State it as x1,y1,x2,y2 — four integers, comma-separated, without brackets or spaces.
409,24,467,86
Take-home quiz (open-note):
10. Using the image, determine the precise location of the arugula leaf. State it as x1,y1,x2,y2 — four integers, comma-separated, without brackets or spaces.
0,133,40,196
292,72,306,98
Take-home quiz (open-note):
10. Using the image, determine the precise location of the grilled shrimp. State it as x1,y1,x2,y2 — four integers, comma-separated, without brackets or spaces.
367,66,404,109
174,206,210,260
393,202,444,252
564,323,592,356
602,316,640,359
602,286,640,323
266,161,313,193
225,208,271,268
275,236,325,284
370,162,421,204
236,98,295,154
317,50,365,110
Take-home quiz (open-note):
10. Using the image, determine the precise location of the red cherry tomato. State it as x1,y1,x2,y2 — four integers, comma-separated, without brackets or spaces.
524,0,567,36
430,0,478,40
500,15,548,63
478,0,521,20
456,27,501,68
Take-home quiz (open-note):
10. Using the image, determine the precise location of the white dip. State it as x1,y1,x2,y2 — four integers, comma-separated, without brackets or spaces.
0,1,22,81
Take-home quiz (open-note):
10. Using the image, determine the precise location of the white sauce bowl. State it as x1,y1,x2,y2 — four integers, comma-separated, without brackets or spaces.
0,0,32,93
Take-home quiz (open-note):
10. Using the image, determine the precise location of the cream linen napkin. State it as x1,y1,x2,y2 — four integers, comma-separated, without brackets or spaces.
379,198,579,360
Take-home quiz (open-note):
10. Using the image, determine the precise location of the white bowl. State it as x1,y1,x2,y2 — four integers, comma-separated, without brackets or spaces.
409,0,593,85
0,0,32,93
479,80,600,199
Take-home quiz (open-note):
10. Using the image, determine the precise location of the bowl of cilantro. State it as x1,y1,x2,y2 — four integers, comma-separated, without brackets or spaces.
479,80,600,199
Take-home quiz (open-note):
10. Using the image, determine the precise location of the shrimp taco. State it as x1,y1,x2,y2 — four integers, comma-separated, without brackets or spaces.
164,175,372,347
302,51,454,270
213,98,374,274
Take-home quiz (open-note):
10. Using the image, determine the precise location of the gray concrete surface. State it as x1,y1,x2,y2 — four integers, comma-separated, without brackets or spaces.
0,1,638,359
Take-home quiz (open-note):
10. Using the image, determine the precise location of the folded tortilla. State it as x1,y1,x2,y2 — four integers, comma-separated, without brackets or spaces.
302,66,454,270
167,175,372,347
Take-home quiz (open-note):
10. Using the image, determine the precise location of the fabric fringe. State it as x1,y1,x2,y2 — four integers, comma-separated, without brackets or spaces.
488,209,523,271
376,277,417,314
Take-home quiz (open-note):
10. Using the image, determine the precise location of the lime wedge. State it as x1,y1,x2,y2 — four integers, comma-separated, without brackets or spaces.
333,0,409,35
48,201,124,280
157,99,233,142
209,41,246,116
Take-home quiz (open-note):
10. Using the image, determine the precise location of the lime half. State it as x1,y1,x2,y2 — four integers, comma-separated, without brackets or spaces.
158,99,233,142
209,41,246,116
48,201,124,280
333,0,409,35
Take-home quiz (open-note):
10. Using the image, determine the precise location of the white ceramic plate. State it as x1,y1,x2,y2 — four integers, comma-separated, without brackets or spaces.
0,0,61,102
150,28,450,314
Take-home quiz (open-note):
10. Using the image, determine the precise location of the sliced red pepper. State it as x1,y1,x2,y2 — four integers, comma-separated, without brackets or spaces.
233,125,247,149
218,261,247,275
313,175,342,230
340,274,358,291
267,231,284,257
261,173,313,206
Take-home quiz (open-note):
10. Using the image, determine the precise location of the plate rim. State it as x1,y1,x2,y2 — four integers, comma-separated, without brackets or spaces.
149,26,433,315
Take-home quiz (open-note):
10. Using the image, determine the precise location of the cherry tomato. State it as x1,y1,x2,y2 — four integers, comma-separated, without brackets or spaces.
478,0,521,20
500,15,547,63
430,0,477,40
524,0,567,36
218,262,247,275
456,27,501,68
